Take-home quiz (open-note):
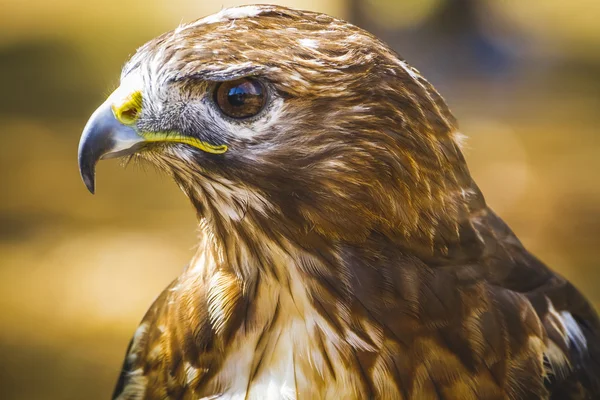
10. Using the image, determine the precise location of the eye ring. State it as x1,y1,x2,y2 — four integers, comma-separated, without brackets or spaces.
214,78,267,119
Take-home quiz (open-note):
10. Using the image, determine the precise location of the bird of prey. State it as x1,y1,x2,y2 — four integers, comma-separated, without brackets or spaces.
77,5,599,400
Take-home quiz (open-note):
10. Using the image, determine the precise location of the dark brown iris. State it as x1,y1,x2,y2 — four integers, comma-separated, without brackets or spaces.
214,78,266,119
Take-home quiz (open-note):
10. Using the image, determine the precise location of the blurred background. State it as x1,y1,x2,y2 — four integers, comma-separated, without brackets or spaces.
1,0,599,398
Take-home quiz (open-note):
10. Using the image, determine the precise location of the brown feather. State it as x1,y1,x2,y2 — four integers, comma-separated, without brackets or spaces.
103,5,600,400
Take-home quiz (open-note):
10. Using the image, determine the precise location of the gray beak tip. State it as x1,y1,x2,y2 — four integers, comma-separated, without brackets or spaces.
82,172,96,195
78,130,98,194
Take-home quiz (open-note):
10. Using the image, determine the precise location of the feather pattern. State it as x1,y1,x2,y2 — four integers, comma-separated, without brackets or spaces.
101,5,600,400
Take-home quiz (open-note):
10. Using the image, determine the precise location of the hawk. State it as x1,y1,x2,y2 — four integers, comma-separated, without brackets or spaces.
77,5,600,400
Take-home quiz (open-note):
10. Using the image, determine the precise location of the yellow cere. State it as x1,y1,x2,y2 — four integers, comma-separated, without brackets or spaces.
112,90,143,125
140,132,228,154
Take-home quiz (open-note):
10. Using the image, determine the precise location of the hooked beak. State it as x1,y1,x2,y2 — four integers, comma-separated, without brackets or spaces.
78,101,145,194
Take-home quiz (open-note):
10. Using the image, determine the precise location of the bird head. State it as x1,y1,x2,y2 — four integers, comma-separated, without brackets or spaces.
79,5,477,246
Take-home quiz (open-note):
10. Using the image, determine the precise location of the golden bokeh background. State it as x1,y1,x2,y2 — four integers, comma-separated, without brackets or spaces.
1,0,599,398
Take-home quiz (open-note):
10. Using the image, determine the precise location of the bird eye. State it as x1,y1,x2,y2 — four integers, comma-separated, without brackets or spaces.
214,78,266,119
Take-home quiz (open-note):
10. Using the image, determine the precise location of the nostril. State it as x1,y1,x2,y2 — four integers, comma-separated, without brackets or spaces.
119,107,139,124
112,90,143,125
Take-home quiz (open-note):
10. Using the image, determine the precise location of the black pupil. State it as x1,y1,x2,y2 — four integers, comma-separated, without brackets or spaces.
227,81,261,107
216,78,265,119
228,86,249,107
